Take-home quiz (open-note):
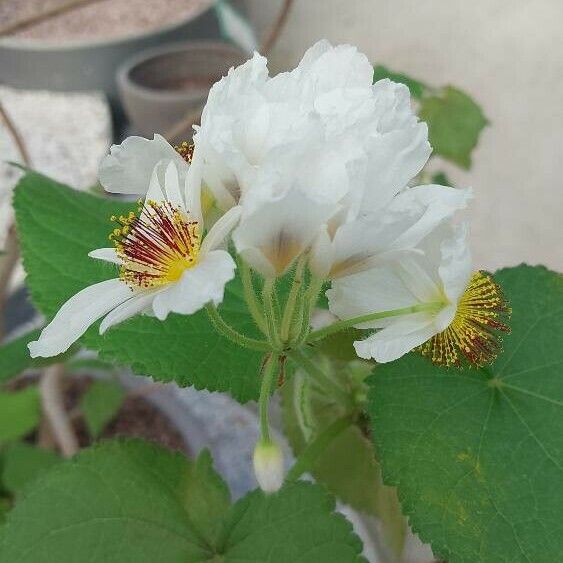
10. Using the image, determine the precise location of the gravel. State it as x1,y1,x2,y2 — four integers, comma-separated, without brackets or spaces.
1,0,207,41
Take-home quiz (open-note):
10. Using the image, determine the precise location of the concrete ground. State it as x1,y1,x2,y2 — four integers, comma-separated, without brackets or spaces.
242,0,563,273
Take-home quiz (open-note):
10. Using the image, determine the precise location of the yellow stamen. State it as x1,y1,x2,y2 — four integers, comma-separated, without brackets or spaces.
108,201,200,289
419,271,511,367
174,141,194,163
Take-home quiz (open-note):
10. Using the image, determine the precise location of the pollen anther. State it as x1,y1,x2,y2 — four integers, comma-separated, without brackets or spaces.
418,271,511,368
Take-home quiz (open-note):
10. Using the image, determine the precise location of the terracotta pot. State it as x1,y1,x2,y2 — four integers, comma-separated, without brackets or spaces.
117,41,248,139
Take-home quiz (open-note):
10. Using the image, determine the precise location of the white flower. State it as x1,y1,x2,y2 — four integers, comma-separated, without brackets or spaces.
311,185,472,280
232,182,339,277
98,133,191,196
253,440,284,493
28,160,241,358
327,224,510,367
195,40,431,277
195,41,430,211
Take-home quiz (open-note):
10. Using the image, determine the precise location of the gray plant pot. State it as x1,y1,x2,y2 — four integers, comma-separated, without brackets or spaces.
117,41,248,139
0,1,219,118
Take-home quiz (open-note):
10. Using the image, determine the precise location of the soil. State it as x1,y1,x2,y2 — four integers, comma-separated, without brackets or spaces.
12,374,188,454
1,0,207,41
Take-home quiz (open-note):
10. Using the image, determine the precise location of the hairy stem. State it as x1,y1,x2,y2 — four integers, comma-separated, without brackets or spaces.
238,259,267,334
307,301,444,343
258,354,279,443
293,277,324,345
263,278,282,349
205,304,270,351
286,414,354,482
280,256,306,343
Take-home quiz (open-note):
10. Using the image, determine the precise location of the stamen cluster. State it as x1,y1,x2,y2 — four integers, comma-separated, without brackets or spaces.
109,201,200,289
419,271,511,367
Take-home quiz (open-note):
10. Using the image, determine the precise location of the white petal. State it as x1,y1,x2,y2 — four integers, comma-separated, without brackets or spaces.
28,279,133,358
184,147,203,224
200,205,242,255
309,226,333,279
396,256,442,303
99,290,159,334
232,188,338,277
163,160,184,208
389,186,471,250
438,223,473,303
151,250,236,320
88,248,120,265
145,160,167,203
361,123,431,212
99,134,184,195
354,316,437,362
327,266,422,329
324,183,470,280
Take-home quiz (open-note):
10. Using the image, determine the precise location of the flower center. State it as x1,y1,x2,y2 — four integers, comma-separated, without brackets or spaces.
109,201,200,289
419,271,511,367
174,141,194,163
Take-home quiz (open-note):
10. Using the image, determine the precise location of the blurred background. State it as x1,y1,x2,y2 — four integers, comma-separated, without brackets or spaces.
0,2,561,562
2,0,562,275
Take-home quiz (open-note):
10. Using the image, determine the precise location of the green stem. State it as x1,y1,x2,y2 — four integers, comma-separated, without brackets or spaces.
205,304,270,352
259,354,279,443
239,258,267,334
288,348,351,407
280,256,306,343
263,278,282,349
307,301,444,343
286,414,354,482
292,277,323,346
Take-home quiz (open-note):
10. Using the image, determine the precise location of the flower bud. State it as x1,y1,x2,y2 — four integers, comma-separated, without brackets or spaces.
253,439,284,493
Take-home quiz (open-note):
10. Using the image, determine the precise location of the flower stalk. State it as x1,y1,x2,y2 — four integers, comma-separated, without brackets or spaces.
263,278,282,350
307,301,444,344
280,256,307,343
239,258,267,334
205,304,270,351
258,354,279,443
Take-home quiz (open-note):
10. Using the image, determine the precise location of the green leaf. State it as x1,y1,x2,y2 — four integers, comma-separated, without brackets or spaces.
373,65,426,99
430,171,453,187
0,440,213,562
221,483,365,562
368,265,563,562
0,330,40,385
0,497,10,524
0,439,365,562
1,442,60,495
315,329,363,362
14,171,263,402
181,449,231,548
80,380,125,438
0,387,40,443
419,86,488,169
